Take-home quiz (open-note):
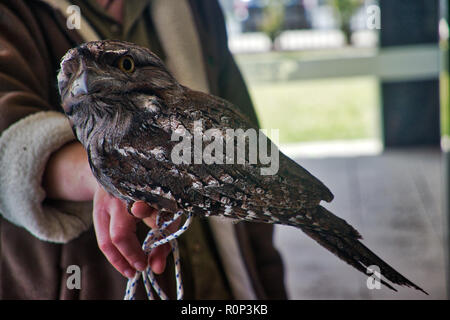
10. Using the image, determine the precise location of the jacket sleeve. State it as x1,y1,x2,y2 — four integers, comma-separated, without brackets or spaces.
0,1,93,243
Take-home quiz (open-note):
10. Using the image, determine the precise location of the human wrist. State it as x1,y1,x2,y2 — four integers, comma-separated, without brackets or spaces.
79,149,99,199
43,141,98,201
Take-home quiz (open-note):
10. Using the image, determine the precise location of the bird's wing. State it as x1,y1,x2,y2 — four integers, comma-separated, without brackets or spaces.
179,90,334,203
99,89,333,222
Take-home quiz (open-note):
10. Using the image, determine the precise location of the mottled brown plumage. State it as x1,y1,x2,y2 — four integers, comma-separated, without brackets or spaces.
57,40,426,294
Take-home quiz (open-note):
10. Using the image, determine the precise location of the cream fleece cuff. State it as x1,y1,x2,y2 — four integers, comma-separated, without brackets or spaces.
0,111,93,243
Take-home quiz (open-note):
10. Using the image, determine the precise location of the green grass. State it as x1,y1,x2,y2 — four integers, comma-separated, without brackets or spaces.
245,76,380,143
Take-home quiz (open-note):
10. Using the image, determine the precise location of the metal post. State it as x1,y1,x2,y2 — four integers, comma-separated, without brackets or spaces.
441,0,450,299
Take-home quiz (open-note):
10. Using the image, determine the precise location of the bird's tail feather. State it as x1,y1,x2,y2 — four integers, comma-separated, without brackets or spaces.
297,206,428,295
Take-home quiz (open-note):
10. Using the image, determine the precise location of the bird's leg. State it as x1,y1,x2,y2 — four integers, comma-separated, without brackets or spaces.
156,209,174,228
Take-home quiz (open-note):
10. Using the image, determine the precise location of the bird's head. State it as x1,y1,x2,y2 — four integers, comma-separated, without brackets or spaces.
57,40,181,145
57,40,180,118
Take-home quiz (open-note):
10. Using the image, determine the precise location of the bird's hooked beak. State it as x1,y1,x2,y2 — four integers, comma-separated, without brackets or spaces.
58,48,90,114
70,70,88,98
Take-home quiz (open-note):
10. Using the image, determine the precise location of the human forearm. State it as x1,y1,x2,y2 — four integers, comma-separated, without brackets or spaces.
43,141,97,201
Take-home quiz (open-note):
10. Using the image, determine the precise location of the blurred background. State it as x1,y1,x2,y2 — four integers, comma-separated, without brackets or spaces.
218,0,449,299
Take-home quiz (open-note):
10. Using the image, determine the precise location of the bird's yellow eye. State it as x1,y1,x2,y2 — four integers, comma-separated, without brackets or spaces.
118,56,135,73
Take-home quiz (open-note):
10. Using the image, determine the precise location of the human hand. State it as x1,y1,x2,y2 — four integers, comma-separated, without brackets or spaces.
43,141,179,278
92,188,180,278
